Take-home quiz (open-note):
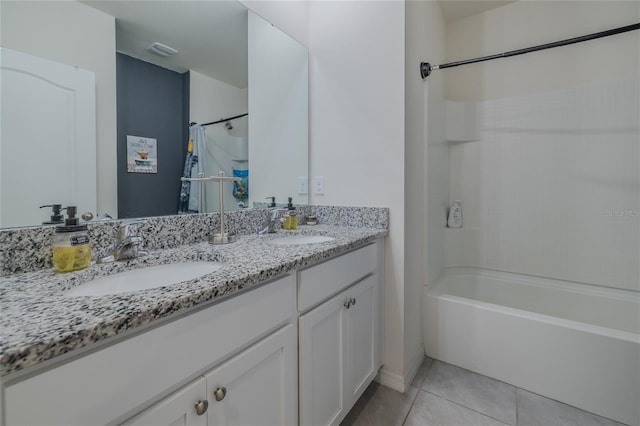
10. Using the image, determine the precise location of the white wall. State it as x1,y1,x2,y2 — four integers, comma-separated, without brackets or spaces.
248,11,309,206
308,0,406,387
444,1,640,291
189,70,248,211
1,1,117,218
405,0,447,386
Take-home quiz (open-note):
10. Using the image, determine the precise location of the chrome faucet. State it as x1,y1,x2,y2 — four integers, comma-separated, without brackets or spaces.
98,220,148,263
257,208,286,235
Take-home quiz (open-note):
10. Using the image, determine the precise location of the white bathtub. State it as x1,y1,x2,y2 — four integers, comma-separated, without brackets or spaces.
423,267,640,425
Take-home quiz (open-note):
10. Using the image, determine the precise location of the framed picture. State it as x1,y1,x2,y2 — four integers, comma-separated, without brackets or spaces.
127,135,157,173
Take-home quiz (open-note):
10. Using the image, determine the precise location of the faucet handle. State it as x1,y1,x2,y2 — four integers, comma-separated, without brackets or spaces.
119,219,147,239
269,208,287,220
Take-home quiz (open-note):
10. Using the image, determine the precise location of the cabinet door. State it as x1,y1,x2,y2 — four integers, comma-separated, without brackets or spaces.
299,293,348,426
344,275,377,407
206,324,297,426
122,377,208,426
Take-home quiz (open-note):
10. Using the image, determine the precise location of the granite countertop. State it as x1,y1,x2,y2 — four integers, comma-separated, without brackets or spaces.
0,225,386,377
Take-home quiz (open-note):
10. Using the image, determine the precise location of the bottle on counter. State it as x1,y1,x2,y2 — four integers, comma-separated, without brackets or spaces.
283,197,298,230
447,200,463,228
52,206,91,272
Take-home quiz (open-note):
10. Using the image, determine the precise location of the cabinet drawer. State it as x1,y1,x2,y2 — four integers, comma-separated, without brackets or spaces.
4,274,295,426
298,243,377,312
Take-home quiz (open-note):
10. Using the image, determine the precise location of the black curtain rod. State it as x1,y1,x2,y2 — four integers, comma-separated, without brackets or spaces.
190,113,248,127
420,22,640,79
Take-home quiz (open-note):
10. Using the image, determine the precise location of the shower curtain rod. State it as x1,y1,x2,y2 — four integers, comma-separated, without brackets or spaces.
420,22,640,79
190,113,248,127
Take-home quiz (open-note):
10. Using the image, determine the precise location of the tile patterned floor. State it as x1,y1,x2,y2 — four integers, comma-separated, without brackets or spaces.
341,358,626,426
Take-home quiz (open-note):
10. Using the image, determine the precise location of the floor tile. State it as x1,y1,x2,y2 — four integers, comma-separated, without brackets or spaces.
405,389,509,426
410,356,434,389
422,361,517,425
341,382,419,426
516,389,625,426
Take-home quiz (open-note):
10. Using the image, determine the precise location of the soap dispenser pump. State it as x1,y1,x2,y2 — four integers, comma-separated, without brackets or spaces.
52,206,92,272
283,197,298,230
40,204,64,225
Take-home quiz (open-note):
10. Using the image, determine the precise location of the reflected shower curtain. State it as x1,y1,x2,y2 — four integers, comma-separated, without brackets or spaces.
178,124,207,213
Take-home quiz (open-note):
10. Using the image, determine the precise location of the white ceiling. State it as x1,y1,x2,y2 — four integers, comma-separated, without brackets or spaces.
81,0,249,88
438,0,517,22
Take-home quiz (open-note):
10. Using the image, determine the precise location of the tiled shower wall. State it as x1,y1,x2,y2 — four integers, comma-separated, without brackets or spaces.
445,79,639,291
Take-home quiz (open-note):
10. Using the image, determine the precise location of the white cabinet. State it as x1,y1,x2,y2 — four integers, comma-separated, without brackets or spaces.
2,240,384,426
123,378,208,426
206,324,297,426
4,275,295,426
299,274,379,426
344,275,377,403
126,325,297,426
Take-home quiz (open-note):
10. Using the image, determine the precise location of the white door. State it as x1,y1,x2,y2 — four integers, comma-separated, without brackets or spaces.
123,377,208,426
0,47,96,227
344,275,377,407
299,293,347,426
206,324,297,426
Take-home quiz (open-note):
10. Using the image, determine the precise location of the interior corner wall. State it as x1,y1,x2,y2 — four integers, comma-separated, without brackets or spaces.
405,0,447,382
308,0,406,386
0,1,117,218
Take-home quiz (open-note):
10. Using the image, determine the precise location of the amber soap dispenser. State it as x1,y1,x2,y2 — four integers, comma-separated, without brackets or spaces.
52,206,91,272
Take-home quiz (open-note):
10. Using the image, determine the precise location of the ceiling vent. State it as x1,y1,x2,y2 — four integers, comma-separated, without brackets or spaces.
146,42,178,57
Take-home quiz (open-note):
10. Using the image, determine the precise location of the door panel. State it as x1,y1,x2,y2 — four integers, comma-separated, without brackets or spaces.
206,325,297,426
299,295,346,426
0,47,96,227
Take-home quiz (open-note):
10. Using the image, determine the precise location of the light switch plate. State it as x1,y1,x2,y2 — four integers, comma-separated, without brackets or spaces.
298,176,308,195
314,176,325,195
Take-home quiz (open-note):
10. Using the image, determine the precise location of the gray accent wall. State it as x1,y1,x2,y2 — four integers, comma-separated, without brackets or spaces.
116,53,189,218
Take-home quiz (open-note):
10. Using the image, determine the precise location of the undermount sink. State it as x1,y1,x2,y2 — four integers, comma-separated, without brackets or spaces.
267,235,335,245
65,262,223,297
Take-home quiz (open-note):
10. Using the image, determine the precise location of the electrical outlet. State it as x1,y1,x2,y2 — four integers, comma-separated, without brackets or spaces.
314,176,325,195
298,176,308,194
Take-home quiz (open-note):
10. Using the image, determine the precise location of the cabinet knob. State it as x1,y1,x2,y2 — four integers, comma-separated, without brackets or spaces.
344,300,351,309
350,297,356,306
194,400,208,415
214,386,227,401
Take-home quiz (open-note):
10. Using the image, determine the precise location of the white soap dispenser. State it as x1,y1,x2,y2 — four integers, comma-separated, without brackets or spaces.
447,200,463,228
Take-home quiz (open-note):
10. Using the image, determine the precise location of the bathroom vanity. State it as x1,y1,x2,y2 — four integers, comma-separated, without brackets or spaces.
0,209,387,426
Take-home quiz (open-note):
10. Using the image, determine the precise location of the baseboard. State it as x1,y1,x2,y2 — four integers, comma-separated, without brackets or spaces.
376,348,425,393
376,367,405,393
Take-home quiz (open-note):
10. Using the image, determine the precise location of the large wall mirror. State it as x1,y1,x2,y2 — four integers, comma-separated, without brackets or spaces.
0,0,308,228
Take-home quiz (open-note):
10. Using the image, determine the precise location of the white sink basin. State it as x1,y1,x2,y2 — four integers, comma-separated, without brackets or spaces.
65,262,223,297
268,235,335,245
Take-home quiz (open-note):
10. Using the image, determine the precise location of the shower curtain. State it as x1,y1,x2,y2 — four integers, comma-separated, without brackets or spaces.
178,124,206,213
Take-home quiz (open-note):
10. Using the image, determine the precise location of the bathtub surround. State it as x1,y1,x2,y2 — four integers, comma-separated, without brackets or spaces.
0,205,387,276
417,3,640,425
445,78,640,291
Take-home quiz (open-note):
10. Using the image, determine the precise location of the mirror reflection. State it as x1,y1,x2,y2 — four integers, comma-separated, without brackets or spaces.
0,0,308,228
